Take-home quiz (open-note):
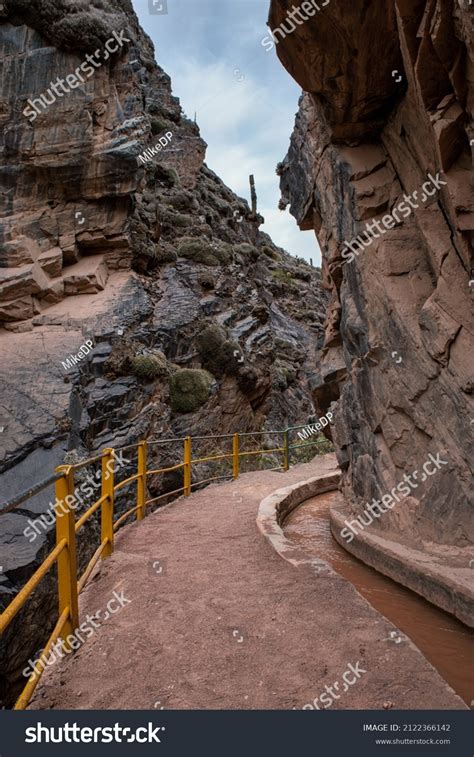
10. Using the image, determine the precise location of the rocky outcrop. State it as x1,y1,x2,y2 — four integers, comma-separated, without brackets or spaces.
271,0,474,618
0,1,329,705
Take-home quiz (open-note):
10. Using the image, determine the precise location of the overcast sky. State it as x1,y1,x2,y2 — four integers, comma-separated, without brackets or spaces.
133,0,321,264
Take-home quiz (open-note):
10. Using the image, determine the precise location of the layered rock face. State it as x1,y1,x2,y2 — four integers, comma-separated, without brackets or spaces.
0,1,328,704
271,0,474,621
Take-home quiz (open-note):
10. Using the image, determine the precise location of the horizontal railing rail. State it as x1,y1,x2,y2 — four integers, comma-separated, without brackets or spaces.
0,472,63,516
0,425,332,709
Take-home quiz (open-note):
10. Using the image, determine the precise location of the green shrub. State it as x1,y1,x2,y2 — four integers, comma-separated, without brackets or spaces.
130,351,170,380
210,241,233,264
151,165,179,188
155,246,178,264
104,338,142,378
150,118,168,135
169,369,214,413
195,324,241,378
237,365,260,395
178,238,217,265
290,433,334,464
196,323,225,357
131,243,160,274
283,366,297,384
275,162,285,176
272,269,295,285
169,192,195,212
17,4,121,54
290,267,311,282
315,436,335,455
262,245,279,260
147,103,178,122
234,243,257,262
170,212,193,228
208,193,231,215
234,243,256,256
167,169,180,187
177,237,231,266
294,256,309,266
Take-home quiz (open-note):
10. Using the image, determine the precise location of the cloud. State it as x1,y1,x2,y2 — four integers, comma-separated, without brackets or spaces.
133,0,322,264
170,59,260,135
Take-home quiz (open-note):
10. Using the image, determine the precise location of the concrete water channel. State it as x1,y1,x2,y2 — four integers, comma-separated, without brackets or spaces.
283,492,474,707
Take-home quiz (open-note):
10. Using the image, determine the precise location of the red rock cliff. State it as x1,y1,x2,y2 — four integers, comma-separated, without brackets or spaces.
270,0,474,623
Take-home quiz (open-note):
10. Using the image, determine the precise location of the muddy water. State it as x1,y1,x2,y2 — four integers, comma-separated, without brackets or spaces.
283,493,474,706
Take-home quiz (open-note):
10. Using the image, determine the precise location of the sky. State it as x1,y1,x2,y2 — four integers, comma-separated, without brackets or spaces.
132,0,321,265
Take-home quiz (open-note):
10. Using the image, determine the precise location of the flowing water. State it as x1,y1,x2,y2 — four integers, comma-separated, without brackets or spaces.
283,492,474,706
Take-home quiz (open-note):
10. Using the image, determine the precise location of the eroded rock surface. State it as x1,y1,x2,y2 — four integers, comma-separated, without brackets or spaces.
271,0,474,616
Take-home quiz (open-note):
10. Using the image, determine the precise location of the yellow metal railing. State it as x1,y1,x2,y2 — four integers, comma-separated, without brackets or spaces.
0,426,330,709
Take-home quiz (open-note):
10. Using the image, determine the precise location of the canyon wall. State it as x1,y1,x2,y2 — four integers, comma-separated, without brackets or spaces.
0,0,328,703
270,0,474,622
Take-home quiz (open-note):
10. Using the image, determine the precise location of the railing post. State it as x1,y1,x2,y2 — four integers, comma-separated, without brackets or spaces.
232,433,239,480
55,465,79,640
283,429,290,471
183,436,192,496
101,448,114,557
137,441,147,520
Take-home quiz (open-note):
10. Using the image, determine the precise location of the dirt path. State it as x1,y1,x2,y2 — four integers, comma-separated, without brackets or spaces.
31,456,464,710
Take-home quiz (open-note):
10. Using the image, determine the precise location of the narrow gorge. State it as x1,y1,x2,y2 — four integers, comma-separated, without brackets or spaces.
0,0,472,721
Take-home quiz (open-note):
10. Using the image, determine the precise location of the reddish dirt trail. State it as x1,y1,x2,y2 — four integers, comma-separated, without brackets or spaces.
31,457,464,710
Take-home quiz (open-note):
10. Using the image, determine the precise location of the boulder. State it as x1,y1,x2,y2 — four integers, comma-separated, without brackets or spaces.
0,296,35,322
0,237,41,267
0,264,50,300
38,247,63,278
62,256,109,295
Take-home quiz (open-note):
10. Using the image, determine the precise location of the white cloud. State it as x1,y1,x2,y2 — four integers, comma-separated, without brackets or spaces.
134,0,322,264
173,59,258,134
